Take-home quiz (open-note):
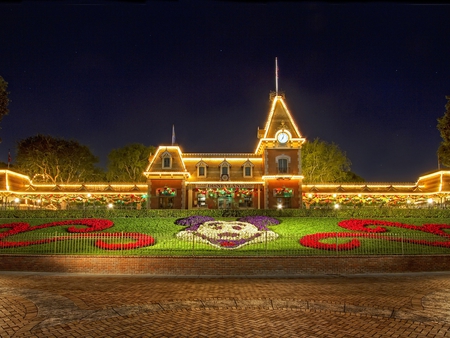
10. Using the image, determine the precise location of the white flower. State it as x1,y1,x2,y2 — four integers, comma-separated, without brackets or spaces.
177,221,278,249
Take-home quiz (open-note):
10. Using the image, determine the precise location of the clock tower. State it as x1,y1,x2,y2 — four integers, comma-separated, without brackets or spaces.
255,88,306,209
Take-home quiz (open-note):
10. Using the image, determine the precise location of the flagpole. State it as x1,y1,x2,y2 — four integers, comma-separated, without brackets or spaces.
275,57,278,95
172,125,175,146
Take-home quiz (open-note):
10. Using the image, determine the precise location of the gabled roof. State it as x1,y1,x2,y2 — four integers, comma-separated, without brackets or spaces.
255,94,306,154
262,94,302,139
0,170,32,192
416,170,450,193
144,146,190,178
195,160,208,167
219,160,231,167
241,159,255,167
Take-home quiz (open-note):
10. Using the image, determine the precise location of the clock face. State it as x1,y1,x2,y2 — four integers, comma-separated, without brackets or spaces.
277,132,289,144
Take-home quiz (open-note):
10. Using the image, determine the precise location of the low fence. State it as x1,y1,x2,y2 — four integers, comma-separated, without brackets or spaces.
1,232,449,256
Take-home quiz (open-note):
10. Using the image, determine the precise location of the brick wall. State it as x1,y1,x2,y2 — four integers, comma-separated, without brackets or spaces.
0,255,449,275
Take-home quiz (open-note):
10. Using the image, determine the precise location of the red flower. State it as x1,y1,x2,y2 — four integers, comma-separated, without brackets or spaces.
0,219,155,250
220,241,236,247
95,233,155,250
299,219,450,251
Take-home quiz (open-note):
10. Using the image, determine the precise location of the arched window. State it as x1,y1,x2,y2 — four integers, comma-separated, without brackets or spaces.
275,154,290,174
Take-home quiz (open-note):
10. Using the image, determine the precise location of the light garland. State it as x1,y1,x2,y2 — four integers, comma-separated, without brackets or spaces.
193,187,254,197
302,193,441,206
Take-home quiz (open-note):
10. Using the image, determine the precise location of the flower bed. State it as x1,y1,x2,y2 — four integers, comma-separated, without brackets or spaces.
299,219,450,251
0,219,155,250
176,215,279,249
1,216,449,254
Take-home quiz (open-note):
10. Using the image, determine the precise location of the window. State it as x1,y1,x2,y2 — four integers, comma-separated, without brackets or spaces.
161,151,172,169
163,157,171,168
196,160,208,177
242,160,254,178
219,160,231,180
198,166,205,177
196,193,207,208
244,166,251,177
278,158,288,173
275,154,290,174
239,194,253,208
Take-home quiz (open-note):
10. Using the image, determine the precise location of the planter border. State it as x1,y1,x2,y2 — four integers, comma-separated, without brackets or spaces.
0,255,449,275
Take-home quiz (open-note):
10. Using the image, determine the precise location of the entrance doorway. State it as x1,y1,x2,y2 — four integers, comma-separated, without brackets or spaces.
276,197,291,208
218,196,232,209
159,197,174,209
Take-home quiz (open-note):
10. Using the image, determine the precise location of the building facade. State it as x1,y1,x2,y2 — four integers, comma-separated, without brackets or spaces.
0,92,449,210
143,92,450,210
144,92,306,210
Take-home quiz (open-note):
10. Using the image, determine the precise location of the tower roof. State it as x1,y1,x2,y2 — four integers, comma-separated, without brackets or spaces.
263,93,302,139
254,93,305,154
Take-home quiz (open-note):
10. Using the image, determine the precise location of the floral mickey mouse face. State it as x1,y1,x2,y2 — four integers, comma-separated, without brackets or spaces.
177,220,278,249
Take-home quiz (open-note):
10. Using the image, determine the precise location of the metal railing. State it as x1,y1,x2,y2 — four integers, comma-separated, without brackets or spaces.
0,232,449,256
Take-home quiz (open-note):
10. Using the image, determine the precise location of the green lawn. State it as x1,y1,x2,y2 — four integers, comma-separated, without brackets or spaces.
0,217,449,256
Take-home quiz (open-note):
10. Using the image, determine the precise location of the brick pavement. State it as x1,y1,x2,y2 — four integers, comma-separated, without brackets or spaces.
0,272,450,337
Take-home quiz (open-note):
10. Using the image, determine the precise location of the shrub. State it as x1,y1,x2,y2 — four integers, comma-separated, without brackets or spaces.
0,207,449,219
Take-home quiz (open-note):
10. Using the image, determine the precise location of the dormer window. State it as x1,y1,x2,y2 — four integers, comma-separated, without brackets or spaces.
196,160,208,177
221,166,228,175
199,166,206,176
244,166,251,177
242,160,254,178
161,151,172,169
219,160,231,181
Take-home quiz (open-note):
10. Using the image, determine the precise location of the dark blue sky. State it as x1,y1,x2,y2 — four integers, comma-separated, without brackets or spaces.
1,1,449,182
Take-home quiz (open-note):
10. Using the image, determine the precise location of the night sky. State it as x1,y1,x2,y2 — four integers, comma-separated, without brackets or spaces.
1,1,449,183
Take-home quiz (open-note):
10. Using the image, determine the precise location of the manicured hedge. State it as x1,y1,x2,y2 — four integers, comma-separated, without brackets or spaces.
0,207,449,219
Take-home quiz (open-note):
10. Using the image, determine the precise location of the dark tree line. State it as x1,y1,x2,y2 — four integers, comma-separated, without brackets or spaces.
14,135,155,183
0,76,10,143
437,96,450,168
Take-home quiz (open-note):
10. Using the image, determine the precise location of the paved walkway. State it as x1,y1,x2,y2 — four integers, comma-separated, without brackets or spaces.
0,272,450,337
